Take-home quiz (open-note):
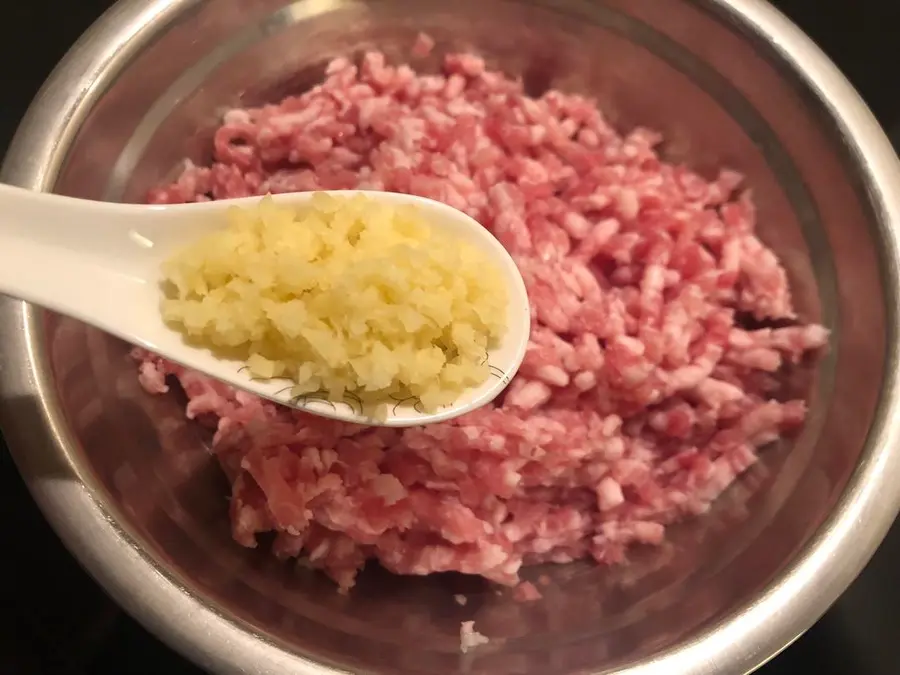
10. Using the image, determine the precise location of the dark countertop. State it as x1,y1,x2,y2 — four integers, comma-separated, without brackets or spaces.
1,1,898,673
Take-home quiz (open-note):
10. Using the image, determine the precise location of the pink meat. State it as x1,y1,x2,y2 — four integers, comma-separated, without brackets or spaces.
136,45,828,593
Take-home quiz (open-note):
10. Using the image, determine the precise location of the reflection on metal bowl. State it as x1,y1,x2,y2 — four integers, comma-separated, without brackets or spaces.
2,1,900,674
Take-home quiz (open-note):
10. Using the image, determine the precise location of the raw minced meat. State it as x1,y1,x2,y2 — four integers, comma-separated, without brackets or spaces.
134,43,829,594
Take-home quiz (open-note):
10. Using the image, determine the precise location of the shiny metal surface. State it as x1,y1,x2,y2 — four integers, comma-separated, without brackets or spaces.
2,0,900,674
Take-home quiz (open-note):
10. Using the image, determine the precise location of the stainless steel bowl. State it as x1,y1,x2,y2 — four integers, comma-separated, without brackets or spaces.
3,1,900,673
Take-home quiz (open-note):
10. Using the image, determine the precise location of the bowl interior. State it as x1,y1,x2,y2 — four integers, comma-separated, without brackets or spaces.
37,0,887,673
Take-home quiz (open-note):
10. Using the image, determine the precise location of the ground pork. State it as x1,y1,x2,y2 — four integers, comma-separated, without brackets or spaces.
135,44,829,594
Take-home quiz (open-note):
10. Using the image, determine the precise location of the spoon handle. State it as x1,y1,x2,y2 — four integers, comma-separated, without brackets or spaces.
0,183,150,330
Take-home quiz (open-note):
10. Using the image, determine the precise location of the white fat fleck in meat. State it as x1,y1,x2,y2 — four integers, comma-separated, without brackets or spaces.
573,371,597,391
596,477,625,511
535,365,570,387
489,435,506,451
506,380,552,410
222,108,252,125
461,426,479,442
460,621,490,654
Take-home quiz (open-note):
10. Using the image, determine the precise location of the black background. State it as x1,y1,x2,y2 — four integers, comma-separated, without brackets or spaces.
1,1,899,673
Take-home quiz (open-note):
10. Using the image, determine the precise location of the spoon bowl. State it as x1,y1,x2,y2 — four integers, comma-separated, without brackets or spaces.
0,184,530,426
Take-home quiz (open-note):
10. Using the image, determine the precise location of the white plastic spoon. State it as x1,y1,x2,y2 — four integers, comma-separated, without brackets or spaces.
0,183,530,427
